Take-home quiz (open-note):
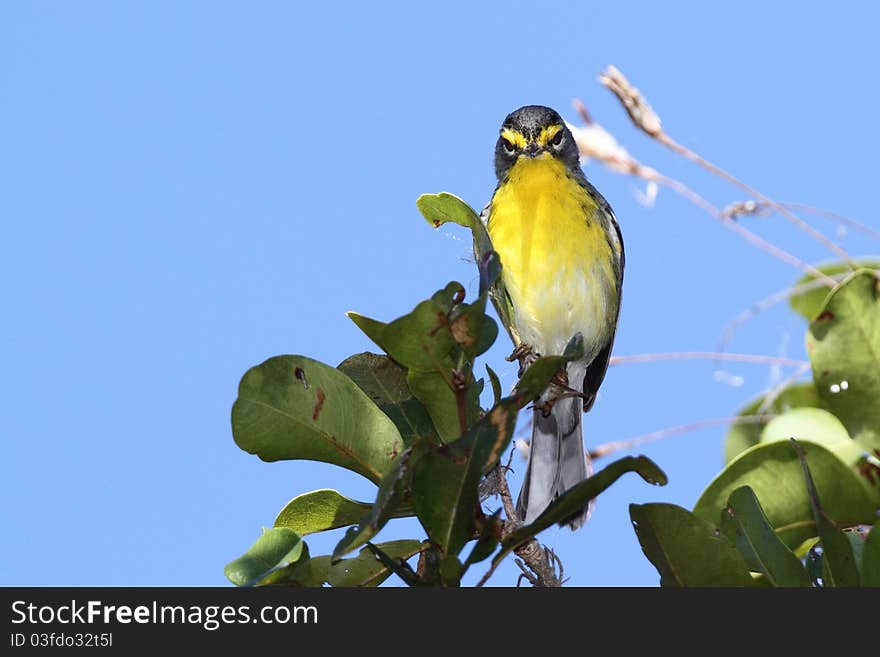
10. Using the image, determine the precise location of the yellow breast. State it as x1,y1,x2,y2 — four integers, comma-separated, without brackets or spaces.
487,155,618,359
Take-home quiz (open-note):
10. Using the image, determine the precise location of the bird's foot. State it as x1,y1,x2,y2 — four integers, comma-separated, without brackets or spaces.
507,343,540,377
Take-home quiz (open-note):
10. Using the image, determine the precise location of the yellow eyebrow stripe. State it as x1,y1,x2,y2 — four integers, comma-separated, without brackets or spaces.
536,124,562,146
501,128,528,149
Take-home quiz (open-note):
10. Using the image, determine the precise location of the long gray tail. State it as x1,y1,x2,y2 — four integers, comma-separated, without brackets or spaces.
516,382,590,530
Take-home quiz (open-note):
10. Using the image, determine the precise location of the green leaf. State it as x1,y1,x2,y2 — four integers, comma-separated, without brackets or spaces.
406,370,462,443
721,486,811,586
349,301,456,374
790,260,879,320
807,269,880,452
724,382,825,464
333,445,422,559
328,540,424,587
338,352,437,444
232,356,405,484
416,192,492,256
224,528,306,586
761,407,865,467
274,489,376,536
449,294,498,360
412,399,519,556
694,440,877,550
791,440,860,586
486,364,502,406
258,554,330,587
845,530,866,579
493,456,667,569
417,192,480,229
463,512,502,570
862,520,880,586
630,503,757,587
416,193,520,347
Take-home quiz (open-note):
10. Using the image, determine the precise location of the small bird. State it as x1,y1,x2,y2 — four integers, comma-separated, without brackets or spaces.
483,105,624,529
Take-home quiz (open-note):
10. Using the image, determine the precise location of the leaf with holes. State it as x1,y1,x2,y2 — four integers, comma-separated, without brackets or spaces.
232,356,405,485
790,259,880,320
807,269,880,451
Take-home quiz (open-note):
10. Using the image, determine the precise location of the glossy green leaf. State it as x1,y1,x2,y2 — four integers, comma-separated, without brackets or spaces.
761,407,865,467
694,440,876,549
630,503,756,587
333,445,422,559
328,540,424,587
724,382,825,464
232,356,405,485
338,352,437,444
493,456,667,568
349,301,455,374
274,489,374,536
417,192,480,229
224,528,305,586
792,440,860,586
790,260,879,320
721,486,811,586
807,269,880,451
258,554,330,587
412,399,518,556
862,520,880,586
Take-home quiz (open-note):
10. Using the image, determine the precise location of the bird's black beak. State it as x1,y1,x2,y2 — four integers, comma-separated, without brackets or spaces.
524,142,543,157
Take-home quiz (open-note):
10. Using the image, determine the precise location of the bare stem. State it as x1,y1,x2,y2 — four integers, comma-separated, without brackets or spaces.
778,202,880,242
569,105,837,286
589,414,774,460
609,351,808,368
656,132,853,263
756,362,813,414
599,65,852,264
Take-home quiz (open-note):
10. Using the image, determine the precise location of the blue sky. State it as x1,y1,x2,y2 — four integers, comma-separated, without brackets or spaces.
3,2,878,586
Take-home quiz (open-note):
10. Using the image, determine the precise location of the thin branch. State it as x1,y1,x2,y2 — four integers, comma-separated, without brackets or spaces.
610,351,808,368
757,361,814,415
569,105,837,286
588,414,774,460
599,65,853,265
713,272,873,358
777,202,880,242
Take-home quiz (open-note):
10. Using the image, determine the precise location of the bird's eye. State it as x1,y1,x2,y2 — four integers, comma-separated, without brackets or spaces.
550,130,565,148
502,139,517,154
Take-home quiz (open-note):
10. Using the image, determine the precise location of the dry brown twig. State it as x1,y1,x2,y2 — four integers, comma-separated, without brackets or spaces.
598,66,853,266
568,100,837,286
481,459,563,587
